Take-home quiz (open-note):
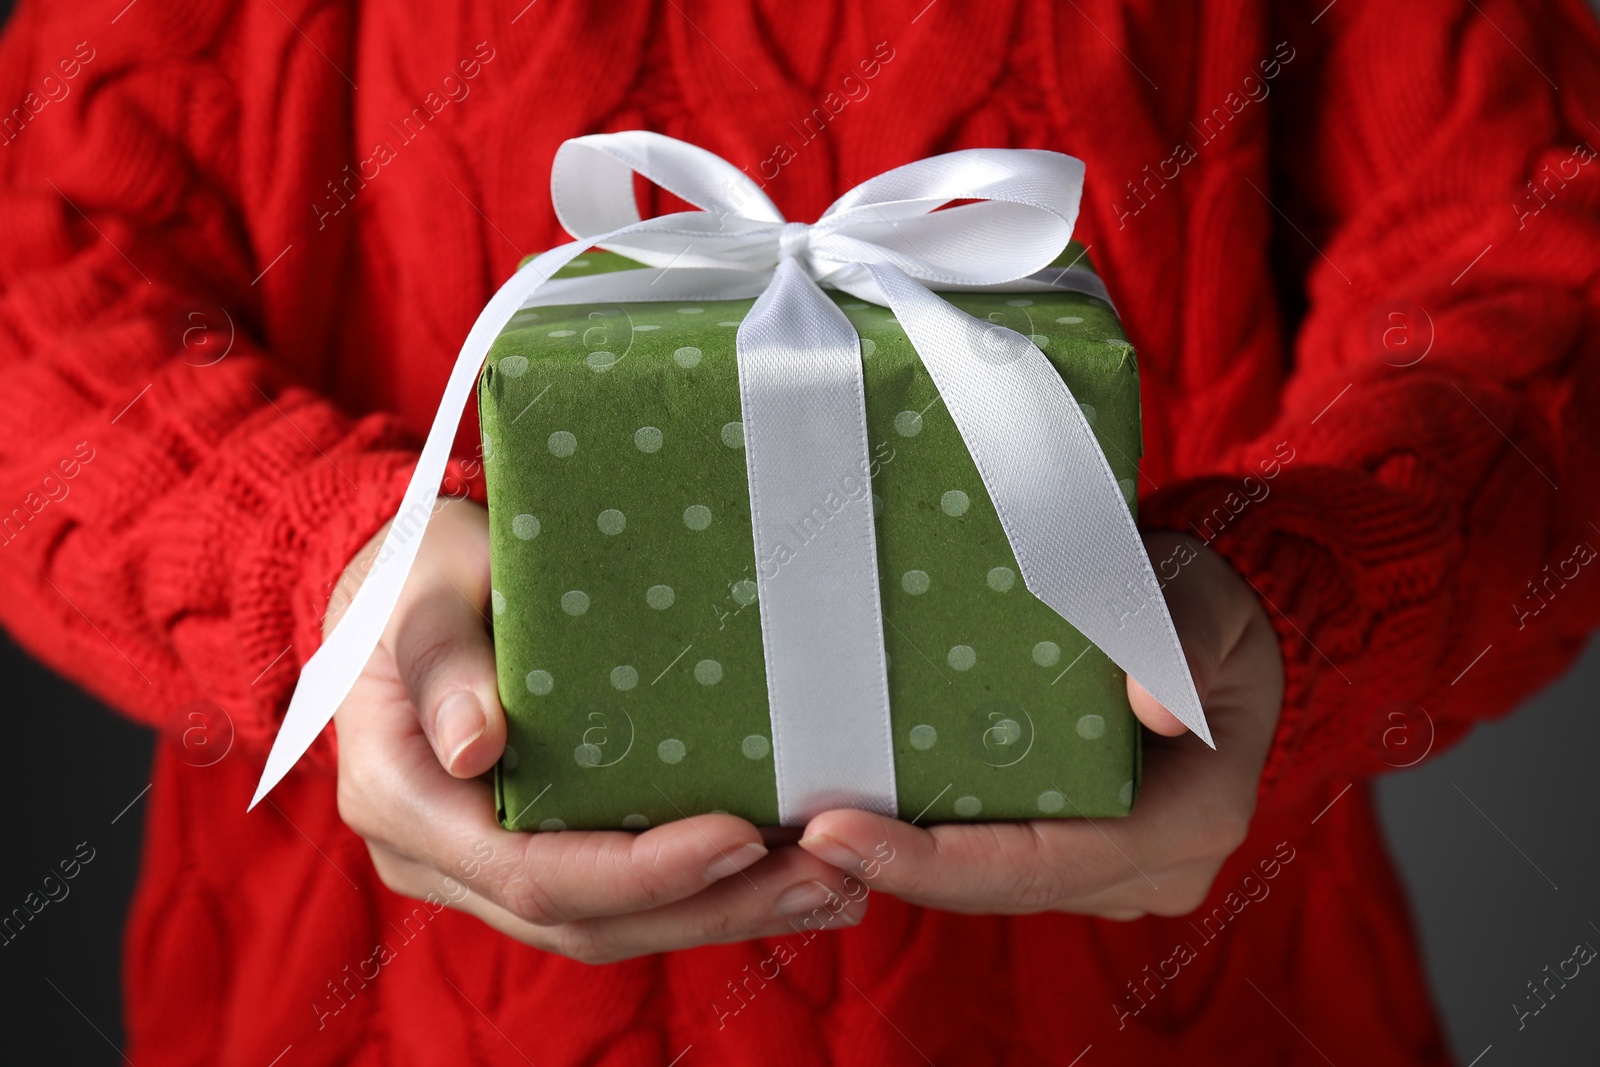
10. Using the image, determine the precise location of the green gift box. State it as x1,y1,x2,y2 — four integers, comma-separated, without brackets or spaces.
481,245,1143,831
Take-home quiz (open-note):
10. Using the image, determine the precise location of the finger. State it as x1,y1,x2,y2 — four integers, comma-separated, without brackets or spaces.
410,779,775,925
1201,607,1286,753
546,847,871,963
498,813,794,926
392,582,505,777
1127,675,1190,737
798,808,1136,914
1126,534,1239,736
371,819,871,963
368,843,869,962
1067,856,1227,919
363,843,576,947
334,676,776,926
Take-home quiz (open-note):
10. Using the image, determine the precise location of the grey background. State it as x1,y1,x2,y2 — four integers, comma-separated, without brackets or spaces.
1377,633,1600,1064
2,1,1597,1063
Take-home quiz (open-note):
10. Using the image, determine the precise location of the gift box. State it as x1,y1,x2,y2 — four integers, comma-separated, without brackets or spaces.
481,245,1144,832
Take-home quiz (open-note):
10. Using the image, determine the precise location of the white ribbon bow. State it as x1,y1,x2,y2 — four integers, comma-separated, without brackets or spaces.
251,131,1211,822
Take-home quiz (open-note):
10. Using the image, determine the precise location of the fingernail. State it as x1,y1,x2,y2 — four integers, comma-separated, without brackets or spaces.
436,692,486,772
703,842,767,883
774,880,839,919
798,834,863,873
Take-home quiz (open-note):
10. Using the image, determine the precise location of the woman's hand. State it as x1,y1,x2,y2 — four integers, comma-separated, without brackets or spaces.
798,532,1284,920
328,497,869,964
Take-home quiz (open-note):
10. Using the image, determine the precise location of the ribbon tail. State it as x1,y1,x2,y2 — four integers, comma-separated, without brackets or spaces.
737,260,898,824
249,240,596,809
865,263,1213,748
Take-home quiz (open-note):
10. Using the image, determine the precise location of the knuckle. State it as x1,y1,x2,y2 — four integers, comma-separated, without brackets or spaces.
997,828,1071,912
625,837,684,910
1219,815,1251,855
1207,798,1254,856
335,773,377,840
554,923,624,966
694,902,745,946
526,832,614,925
1148,884,1209,917
500,870,568,927
374,866,408,898
1004,857,1068,908
1148,866,1221,917
500,837,577,926
367,849,416,900
400,629,458,695
1007,862,1070,912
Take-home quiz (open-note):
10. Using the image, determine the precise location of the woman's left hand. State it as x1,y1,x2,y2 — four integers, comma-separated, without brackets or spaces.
798,532,1284,920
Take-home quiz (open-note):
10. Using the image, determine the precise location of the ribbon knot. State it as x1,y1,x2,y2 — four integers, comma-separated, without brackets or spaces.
776,221,811,266
250,130,1212,820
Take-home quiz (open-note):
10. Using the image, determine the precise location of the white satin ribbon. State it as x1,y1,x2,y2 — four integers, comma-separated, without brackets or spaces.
250,131,1212,820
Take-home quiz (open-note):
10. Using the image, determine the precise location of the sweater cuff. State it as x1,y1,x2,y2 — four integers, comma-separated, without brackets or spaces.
1140,468,1395,816
232,448,485,771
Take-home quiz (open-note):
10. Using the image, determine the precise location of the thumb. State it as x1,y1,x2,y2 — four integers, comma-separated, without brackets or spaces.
1127,638,1220,737
1125,534,1236,737
393,581,508,777
374,500,506,777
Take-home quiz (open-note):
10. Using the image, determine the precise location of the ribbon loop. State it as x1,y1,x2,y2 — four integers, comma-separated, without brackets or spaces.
251,131,1211,817
552,131,783,235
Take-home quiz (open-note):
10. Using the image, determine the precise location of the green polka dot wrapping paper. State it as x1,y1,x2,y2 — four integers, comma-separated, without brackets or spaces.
483,247,1142,831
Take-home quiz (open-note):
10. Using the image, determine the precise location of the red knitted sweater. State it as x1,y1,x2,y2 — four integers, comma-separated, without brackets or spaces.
3,1,1598,1063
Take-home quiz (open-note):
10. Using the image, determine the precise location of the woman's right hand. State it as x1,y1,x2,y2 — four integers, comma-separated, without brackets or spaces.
327,496,868,964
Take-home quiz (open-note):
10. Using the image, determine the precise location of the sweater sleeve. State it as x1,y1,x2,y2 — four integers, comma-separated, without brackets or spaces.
1140,0,1600,815
0,0,425,768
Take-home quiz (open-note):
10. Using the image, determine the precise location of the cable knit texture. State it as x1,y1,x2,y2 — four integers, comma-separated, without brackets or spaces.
2,1,1598,1064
